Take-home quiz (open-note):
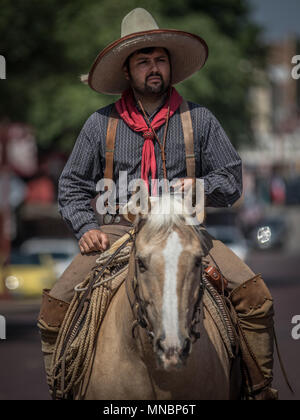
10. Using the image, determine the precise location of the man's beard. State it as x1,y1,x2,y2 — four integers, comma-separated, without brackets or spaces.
131,73,169,96
145,73,166,94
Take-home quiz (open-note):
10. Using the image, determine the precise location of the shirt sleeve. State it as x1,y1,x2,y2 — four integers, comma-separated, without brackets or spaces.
58,119,103,240
201,109,243,207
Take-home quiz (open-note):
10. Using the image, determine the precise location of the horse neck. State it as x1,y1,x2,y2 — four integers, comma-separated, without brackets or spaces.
115,249,140,345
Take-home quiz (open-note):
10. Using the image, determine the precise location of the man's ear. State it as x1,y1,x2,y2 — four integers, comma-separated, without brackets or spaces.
123,64,130,81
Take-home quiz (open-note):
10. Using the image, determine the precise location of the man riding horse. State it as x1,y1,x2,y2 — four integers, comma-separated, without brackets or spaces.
38,8,277,400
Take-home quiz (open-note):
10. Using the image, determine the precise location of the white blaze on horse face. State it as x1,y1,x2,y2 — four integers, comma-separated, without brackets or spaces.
162,230,183,348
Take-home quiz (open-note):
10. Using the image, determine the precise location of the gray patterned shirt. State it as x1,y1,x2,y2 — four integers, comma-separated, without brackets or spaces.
58,101,242,239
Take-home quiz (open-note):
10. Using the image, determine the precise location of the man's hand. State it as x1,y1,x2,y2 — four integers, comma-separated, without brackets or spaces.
172,177,195,192
79,229,110,254
172,177,197,207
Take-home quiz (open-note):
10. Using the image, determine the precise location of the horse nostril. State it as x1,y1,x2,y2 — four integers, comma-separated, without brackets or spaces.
182,337,192,356
155,337,165,353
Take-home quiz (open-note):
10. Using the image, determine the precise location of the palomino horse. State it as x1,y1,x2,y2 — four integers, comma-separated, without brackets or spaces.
85,194,242,399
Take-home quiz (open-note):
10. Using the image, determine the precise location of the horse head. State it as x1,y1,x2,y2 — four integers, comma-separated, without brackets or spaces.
124,193,205,371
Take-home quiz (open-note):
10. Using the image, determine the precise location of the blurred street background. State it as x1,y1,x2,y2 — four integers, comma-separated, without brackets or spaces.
0,0,299,400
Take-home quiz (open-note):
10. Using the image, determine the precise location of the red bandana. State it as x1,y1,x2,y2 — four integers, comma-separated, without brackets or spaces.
115,87,182,194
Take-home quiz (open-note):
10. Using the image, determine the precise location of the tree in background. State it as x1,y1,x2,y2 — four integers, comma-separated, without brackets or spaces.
0,0,264,152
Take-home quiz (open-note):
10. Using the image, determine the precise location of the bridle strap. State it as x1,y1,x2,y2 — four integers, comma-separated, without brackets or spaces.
125,240,155,340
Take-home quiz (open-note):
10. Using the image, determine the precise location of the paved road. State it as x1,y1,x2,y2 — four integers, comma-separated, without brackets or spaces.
0,302,50,400
269,283,300,400
0,252,299,400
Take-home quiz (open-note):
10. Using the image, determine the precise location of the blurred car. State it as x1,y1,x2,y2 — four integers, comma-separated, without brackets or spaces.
0,252,56,298
20,237,79,278
286,177,300,205
205,224,249,261
250,216,288,250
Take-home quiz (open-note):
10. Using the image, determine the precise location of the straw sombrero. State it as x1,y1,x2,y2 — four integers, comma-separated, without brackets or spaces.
87,8,208,95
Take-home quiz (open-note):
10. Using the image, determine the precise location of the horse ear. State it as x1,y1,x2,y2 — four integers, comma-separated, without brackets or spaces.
121,203,137,224
121,183,151,224
195,204,205,225
183,179,205,225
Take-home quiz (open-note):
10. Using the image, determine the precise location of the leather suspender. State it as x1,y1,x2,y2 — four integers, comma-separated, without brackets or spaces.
179,100,196,179
103,100,195,182
103,106,119,182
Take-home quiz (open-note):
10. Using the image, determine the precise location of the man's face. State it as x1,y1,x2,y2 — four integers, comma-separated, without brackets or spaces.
123,47,171,96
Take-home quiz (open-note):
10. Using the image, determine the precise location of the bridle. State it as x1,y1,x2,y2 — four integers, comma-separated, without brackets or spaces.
125,226,205,345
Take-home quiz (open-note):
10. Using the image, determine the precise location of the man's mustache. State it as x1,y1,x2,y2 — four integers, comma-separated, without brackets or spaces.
146,73,163,82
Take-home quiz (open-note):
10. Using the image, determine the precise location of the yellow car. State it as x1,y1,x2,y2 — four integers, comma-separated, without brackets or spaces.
0,253,57,299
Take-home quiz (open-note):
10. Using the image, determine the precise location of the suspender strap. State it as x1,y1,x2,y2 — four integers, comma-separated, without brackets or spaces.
104,106,119,182
180,100,196,178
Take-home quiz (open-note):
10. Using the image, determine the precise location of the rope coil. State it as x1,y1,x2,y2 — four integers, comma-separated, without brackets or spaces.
50,234,134,400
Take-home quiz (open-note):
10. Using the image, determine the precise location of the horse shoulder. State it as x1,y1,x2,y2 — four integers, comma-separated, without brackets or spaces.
85,283,155,400
195,307,232,399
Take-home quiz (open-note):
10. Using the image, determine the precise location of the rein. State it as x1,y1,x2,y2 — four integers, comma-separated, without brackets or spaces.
125,234,155,341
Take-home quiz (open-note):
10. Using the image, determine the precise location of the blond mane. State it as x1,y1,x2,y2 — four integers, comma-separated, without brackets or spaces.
140,194,198,243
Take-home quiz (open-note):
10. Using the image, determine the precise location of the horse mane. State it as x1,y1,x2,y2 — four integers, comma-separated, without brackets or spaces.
139,194,199,244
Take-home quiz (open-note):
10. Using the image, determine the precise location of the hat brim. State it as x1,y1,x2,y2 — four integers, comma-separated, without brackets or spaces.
88,29,208,95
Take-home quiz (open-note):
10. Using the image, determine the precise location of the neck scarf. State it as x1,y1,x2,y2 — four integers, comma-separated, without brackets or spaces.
115,87,182,194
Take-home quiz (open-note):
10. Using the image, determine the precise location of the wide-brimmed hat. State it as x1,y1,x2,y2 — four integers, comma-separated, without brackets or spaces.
87,8,208,95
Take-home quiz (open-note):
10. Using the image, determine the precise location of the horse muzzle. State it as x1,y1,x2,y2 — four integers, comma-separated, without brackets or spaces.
154,336,192,371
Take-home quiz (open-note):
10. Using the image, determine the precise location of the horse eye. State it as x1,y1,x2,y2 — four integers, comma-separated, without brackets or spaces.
195,257,202,268
137,257,147,273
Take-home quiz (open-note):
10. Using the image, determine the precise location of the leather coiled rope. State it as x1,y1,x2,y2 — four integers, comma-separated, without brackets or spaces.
202,277,238,359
